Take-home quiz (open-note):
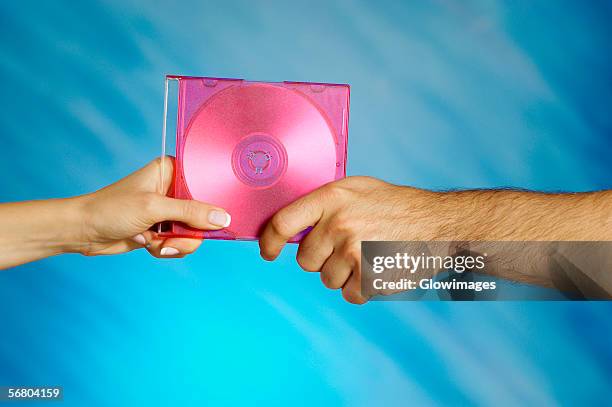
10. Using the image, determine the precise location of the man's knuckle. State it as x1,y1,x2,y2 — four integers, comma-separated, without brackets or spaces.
323,183,350,201
320,272,334,289
259,242,277,260
320,262,332,277
271,213,292,237
342,288,366,305
296,252,318,272
329,213,354,235
321,272,342,289
343,242,361,264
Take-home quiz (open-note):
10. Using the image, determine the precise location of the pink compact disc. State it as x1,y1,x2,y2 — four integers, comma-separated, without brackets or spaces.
160,76,349,241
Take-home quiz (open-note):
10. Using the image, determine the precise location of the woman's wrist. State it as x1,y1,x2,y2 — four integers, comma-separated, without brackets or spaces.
53,195,93,255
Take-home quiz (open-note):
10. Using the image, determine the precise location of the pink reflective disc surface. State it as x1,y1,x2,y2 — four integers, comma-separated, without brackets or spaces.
181,83,338,239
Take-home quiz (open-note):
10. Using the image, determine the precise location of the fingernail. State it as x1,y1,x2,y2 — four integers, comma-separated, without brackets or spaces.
160,247,180,256
131,234,147,245
208,210,231,227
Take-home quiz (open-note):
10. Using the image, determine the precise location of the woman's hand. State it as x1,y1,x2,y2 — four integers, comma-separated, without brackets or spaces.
78,157,231,258
0,157,230,269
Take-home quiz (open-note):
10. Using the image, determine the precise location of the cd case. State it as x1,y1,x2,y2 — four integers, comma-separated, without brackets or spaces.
158,75,350,241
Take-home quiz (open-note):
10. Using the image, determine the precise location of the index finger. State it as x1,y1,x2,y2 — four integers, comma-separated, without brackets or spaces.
259,186,330,260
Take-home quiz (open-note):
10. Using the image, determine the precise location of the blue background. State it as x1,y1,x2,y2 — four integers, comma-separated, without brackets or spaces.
1,0,612,405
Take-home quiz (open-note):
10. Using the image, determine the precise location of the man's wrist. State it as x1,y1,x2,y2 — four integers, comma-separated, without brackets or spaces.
393,186,455,241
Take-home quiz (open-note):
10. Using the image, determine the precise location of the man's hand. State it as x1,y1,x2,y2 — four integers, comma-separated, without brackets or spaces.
259,176,612,304
258,177,436,304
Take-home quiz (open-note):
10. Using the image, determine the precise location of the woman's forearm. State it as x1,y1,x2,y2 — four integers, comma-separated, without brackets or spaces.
0,158,232,270
0,197,88,269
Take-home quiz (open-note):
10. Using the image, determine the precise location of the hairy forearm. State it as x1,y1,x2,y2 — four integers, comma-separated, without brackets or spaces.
0,198,87,269
429,189,612,241
401,188,612,293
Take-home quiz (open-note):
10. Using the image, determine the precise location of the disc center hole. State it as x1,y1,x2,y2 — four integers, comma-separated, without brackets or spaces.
247,150,272,174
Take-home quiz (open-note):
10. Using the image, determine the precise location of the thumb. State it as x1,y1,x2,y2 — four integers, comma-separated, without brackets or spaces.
111,156,175,195
147,195,231,230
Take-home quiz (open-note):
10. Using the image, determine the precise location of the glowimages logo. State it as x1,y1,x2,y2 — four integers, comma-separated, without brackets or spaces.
363,241,612,301
366,250,497,294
